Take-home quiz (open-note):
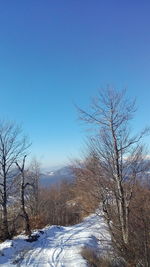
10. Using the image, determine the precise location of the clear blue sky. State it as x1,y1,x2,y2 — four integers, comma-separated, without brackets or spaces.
0,1,150,168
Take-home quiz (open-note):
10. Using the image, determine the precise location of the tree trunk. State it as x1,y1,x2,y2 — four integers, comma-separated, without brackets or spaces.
2,204,9,240
21,173,31,237
2,172,10,240
16,156,31,237
112,122,129,245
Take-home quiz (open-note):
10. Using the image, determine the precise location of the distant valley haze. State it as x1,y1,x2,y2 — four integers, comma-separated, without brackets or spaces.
39,165,75,187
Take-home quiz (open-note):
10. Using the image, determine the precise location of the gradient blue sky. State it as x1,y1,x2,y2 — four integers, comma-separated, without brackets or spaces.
0,1,150,168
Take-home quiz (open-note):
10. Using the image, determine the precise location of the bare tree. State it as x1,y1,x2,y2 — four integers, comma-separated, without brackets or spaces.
78,88,150,251
0,121,30,240
16,155,31,237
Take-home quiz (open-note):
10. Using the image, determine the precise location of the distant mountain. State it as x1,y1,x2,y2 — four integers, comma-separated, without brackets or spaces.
40,166,75,187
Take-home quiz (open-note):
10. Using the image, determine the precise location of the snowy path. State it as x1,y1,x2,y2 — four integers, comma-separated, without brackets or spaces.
0,214,110,267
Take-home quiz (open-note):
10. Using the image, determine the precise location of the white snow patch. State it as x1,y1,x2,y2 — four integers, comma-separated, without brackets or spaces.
0,213,110,267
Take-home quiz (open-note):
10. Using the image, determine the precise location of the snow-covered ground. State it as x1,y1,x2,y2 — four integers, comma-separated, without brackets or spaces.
0,213,110,267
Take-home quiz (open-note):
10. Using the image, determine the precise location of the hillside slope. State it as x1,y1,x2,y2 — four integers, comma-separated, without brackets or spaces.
40,166,74,187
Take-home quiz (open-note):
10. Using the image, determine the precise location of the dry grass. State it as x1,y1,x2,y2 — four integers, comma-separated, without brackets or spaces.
81,247,126,267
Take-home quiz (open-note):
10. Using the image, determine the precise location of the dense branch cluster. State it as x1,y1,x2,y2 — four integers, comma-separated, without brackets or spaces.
75,88,150,265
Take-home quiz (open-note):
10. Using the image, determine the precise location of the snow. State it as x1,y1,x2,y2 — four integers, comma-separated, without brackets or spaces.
0,213,110,267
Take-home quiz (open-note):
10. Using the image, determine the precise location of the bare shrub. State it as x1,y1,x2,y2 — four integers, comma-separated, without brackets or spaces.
127,183,150,266
35,180,82,228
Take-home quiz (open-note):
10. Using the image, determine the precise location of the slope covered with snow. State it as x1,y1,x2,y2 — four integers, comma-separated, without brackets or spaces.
0,214,110,267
